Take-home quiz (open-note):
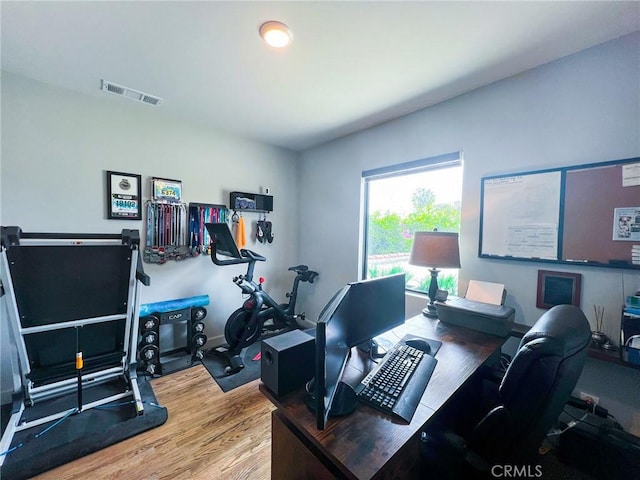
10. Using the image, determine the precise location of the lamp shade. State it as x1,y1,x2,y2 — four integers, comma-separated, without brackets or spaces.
409,231,461,269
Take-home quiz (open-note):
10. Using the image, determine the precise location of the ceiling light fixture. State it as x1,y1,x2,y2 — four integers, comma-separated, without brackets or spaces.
259,21,293,48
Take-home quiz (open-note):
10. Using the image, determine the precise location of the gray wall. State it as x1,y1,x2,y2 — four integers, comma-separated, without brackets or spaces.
0,72,301,399
299,32,640,332
1,32,639,433
298,32,640,433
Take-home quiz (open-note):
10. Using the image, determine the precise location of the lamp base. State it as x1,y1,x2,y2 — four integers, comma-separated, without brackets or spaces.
422,303,438,318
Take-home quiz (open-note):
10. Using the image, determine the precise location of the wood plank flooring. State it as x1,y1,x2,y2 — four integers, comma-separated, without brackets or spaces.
33,365,274,480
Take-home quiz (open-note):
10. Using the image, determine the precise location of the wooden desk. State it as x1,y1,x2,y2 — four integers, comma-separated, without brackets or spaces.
260,315,506,480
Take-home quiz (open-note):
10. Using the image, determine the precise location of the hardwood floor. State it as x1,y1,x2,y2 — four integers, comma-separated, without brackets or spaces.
24,363,602,480
33,366,274,480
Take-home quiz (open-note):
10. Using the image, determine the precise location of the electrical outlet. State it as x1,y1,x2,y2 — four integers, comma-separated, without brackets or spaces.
579,391,600,405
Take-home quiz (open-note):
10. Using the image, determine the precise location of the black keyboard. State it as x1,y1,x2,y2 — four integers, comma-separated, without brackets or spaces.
354,342,437,423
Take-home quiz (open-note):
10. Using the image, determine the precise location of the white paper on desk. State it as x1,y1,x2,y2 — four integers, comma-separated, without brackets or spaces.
465,280,505,305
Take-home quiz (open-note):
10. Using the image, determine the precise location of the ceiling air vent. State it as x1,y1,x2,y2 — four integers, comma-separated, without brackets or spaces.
101,80,163,106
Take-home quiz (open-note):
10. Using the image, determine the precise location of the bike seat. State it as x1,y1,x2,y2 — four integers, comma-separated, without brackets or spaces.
288,265,308,273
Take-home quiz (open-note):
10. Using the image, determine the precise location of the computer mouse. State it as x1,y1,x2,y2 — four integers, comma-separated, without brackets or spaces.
405,338,431,355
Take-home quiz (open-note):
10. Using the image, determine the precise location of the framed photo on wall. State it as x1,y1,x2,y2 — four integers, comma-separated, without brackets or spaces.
151,177,183,203
536,270,582,309
107,170,142,220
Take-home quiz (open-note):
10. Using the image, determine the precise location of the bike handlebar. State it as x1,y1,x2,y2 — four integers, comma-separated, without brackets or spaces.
302,271,319,283
240,249,267,262
210,243,266,266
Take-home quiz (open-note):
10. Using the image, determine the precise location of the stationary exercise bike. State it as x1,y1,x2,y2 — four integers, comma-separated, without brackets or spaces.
205,223,318,375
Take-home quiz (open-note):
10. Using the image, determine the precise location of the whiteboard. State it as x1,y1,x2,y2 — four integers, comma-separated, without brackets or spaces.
480,171,562,259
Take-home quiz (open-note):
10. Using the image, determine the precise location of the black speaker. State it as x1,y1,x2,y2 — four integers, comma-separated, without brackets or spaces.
261,329,314,396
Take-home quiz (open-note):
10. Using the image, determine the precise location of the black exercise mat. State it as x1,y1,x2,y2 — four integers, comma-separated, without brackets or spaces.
201,340,263,392
0,379,167,480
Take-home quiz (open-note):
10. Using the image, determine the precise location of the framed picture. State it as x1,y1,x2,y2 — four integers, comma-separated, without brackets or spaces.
536,270,582,309
151,177,182,203
107,171,142,220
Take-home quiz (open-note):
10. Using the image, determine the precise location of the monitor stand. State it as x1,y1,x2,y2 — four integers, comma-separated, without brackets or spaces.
304,380,357,418
356,338,392,359
329,382,358,417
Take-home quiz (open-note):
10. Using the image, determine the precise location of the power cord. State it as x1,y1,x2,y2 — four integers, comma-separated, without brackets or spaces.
498,353,511,372
567,396,609,418
547,412,589,437
0,398,165,459
368,349,380,364
563,406,622,430
0,407,79,458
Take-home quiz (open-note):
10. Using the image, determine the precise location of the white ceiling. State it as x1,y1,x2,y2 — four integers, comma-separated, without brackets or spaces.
2,1,639,151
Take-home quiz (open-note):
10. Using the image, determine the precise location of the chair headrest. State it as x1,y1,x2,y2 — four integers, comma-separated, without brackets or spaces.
520,305,591,357
499,304,591,413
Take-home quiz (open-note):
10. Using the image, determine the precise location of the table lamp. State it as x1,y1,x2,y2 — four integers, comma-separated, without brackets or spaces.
409,231,461,317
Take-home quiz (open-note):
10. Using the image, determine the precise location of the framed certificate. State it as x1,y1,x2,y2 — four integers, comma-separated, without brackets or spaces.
107,170,142,220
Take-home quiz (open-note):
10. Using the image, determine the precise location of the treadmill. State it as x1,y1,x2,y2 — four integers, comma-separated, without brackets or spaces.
0,227,150,466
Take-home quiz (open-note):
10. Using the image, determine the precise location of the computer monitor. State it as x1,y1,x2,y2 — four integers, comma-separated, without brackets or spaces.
342,273,407,350
314,273,406,430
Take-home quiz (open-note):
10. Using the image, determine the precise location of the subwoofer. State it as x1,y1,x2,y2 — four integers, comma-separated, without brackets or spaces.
261,329,314,397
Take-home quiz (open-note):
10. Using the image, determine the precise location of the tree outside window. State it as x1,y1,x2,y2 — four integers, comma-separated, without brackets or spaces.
363,160,462,295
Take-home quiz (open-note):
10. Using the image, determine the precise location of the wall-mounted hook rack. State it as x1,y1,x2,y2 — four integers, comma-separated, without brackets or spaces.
230,191,273,213
188,202,228,255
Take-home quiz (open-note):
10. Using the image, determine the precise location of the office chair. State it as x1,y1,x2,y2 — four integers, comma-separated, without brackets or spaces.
421,304,591,478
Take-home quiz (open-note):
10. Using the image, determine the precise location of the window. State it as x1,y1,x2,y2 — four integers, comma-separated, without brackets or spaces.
362,152,463,295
